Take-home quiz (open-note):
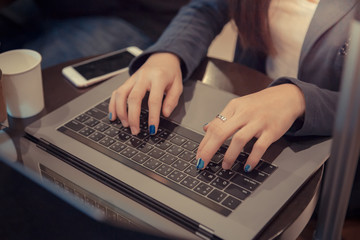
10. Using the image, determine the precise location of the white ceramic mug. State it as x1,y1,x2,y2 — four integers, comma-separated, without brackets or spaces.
0,49,44,118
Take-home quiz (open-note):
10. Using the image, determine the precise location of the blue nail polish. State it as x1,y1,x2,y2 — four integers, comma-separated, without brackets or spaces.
109,112,112,121
245,164,251,172
203,123,208,127
149,125,156,135
196,158,205,170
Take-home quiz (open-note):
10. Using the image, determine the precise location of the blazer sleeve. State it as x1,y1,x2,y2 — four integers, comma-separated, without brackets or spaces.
269,77,338,137
128,0,230,80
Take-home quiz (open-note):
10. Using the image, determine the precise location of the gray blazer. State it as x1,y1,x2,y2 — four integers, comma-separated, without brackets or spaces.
129,0,360,137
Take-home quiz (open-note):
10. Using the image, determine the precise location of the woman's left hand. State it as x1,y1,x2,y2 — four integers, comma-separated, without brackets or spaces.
196,83,306,172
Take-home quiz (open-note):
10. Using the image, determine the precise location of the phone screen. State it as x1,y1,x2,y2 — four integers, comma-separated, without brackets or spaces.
74,51,135,80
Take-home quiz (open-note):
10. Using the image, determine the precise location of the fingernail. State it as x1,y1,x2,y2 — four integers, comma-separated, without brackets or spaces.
245,164,251,172
149,125,156,135
109,112,112,121
203,123,208,127
196,158,205,170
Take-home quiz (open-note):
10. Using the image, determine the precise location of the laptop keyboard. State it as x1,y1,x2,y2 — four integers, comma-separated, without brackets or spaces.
58,98,277,216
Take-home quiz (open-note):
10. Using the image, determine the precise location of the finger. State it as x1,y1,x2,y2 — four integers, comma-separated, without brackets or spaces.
222,124,257,170
244,132,274,172
109,81,134,126
203,122,209,132
196,112,238,170
108,91,117,121
161,77,183,117
127,80,148,135
147,80,167,135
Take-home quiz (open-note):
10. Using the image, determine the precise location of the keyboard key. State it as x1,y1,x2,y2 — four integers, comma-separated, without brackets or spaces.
222,196,241,210
224,184,250,200
84,118,100,127
184,165,200,177
217,146,228,154
79,127,95,137
99,137,115,147
217,169,235,180
211,177,230,190
148,148,165,159
197,171,216,183
236,152,248,163
134,130,149,139
170,135,187,146
75,114,90,123
155,164,174,176
155,139,172,150
211,152,223,163
109,142,126,152
230,174,259,191
139,122,148,131
242,169,268,183
205,162,221,174
172,159,189,171
95,101,109,113
120,148,138,158
137,142,153,153
115,132,131,142
208,189,227,203
182,140,198,151
65,120,85,131
194,183,214,196
143,136,161,145
256,161,277,174
144,158,161,170
132,152,150,164
181,176,200,189
94,123,110,132
231,162,245,173
86,108,107,120
166,145,183,156
89,132,105,142
158,130,174,140
109,120,122,129
168,170,186,182
104,128,119,137
159,154,177,165
178,150,196,162
126,138,143,148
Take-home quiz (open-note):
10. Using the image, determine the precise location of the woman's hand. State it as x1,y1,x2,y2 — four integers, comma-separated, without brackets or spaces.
196,84,306,172
108,52,183,135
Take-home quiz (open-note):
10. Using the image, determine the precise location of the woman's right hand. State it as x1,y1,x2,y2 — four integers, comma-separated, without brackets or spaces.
108,52,183,135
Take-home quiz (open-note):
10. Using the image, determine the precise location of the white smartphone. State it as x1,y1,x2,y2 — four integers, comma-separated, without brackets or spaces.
62,46,142,88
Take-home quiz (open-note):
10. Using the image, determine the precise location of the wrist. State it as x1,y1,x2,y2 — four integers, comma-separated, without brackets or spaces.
283,83,306,118
147,52,181,67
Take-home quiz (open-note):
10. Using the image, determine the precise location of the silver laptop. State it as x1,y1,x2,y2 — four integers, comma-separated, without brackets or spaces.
24,70,331,239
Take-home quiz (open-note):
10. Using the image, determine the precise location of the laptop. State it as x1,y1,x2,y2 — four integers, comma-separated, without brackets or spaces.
24,67,331,239
0,151,166,240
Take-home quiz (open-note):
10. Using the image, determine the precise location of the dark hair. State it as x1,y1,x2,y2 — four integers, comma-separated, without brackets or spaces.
228,0,274,55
